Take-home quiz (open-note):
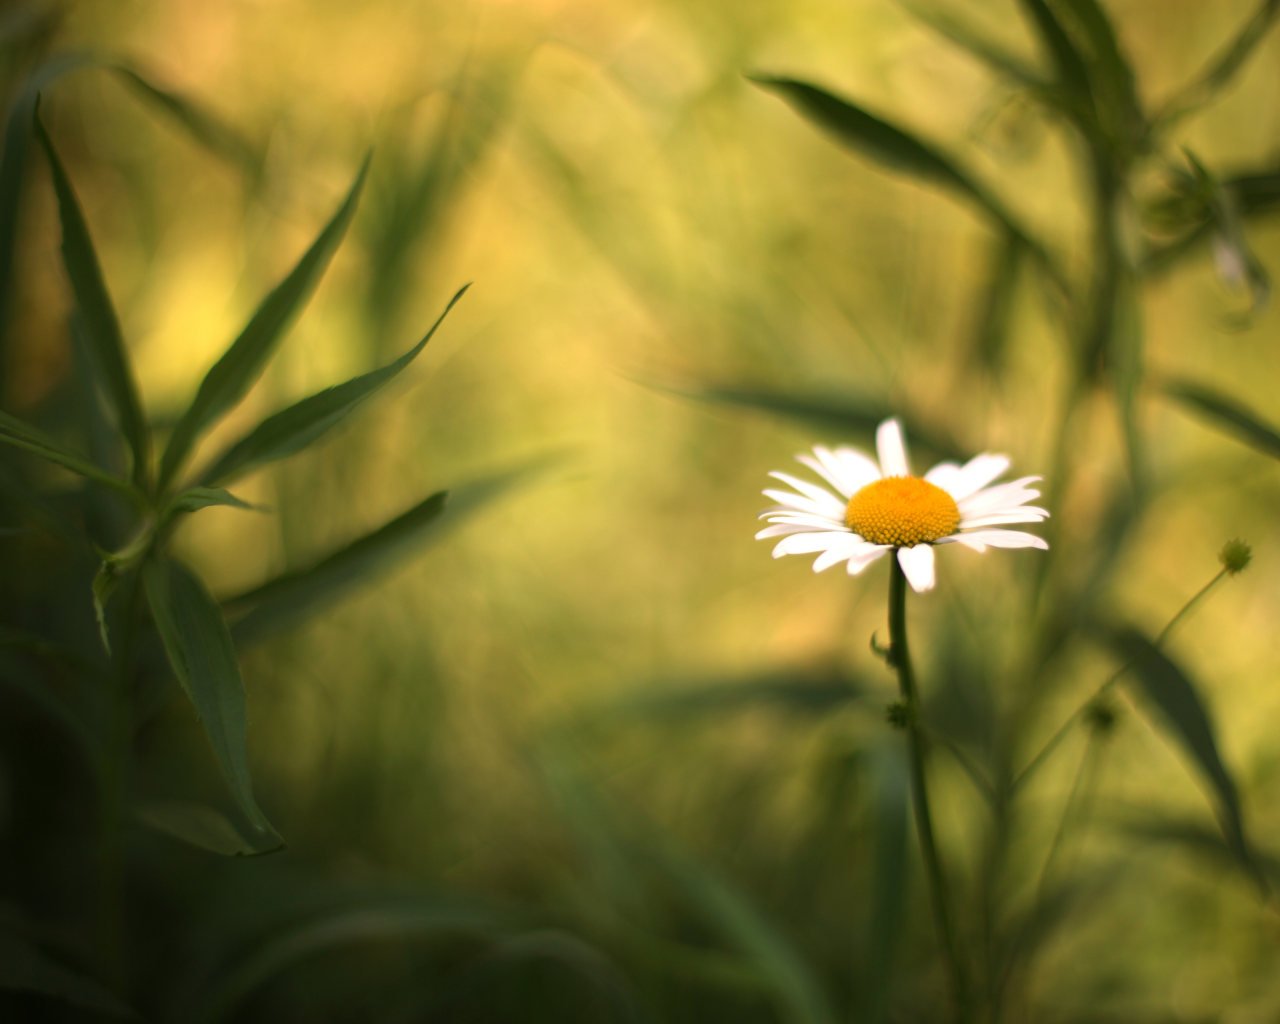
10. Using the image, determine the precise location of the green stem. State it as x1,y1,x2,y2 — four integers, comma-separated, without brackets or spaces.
94,572,142,994
889,557,971,1024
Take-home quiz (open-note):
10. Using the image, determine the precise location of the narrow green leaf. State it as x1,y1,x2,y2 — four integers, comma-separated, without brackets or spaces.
135,799,274,857
654,843,836,1024
0,930,139,1018
202,284,469,487
143,557,284,854
34,107,151,491
1164,378,1280,460
662,381,969,464
1108,269,1145,494
228,463,541,647
0,408,144,505
1015,0,1095,109
165,486,258,516
1156,0,1280,130
111,64,261,175
1107,627,1257,881
1120,815,1280,883
969,229,1023,372
898,2,1047,88
158,153,372,491
1059,0,1145,143
191,901,508,1024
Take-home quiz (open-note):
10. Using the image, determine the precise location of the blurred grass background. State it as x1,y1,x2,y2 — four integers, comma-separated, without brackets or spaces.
5,0,1280,1020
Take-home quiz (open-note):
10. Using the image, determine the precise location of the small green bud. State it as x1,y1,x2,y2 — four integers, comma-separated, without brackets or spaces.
870,631,895,667
1084,697,1117,734
1219,538,1252,576
885,699,914,730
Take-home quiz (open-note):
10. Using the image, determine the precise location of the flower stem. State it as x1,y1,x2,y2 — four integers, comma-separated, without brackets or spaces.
889,557,971,1023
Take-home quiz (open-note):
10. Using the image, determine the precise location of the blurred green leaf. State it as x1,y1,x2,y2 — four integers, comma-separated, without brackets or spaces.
899,2,1047,88
0,929,139,1018
1107,627,1257,883
1144,166,1280,276
228,462,541,647
143,557,284,854
34,107,151,491
1156,0,1280,130
191,900,509,1024
861,742,910,1024
201,284,469,487
969,229,1023,372
654,843,836,1024
164,487,258,516
1163,378,1280,460
1108,269,1145,494
158,153,372,491
667,381,969,463
134,799,276,857
1119,815,1280,883
0,409,144,505
1058,0,1145,145
1014,0,1094,113
110,64,261,175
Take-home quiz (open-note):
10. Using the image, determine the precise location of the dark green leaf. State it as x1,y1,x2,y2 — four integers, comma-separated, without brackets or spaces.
143,557,284,854
1015,0,1094,109
158,153,372,491
1163,378,1280,460
1059,0,1145,143
969,229,1023,371
1108,269,1145,494
135,799,276,857
654,843,836,1024
1156,0,1280,130
0,408,144,504
1107,627,1257,881
1119,814,1280,883
111,64,261,175
228,462,542,647
190,900,508,1024
166,486,258,515
34,107,151,491
663,381,970,463
201,285,469,486
0,930,139,1018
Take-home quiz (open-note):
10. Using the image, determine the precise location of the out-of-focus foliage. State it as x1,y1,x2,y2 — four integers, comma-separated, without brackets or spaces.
2,1,1280,1022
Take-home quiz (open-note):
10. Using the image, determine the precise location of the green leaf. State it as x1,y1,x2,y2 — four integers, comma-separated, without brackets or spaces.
158,153,372,491
165,486,259,516
969,229,1023,372
1058,0,1145,143
1156,0,1280,130
1108,269,1145,495
0,408,144,505
190,900,508,1024
0,929,140,1018
654,843,836,1024
1015,0,1095,110
898,2,1047,88
1107,627,1258,882
135,799,276,857
201,284,469,486
1163,378,1280,460
34,107,151,491
110,64,261,175
142,557,284,854
228,462,541,647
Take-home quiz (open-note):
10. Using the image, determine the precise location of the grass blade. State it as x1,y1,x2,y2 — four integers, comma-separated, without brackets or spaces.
0,409,143,505
1156,0,1280,130
202,285,469,486
158,153,371,491
1163,378,1280,460
1059,0,1145,143
134,799,278,857
34,106,151,491
143,557,284,854
1014,0,1094,111
227,463,540,647
1107,627,1258,883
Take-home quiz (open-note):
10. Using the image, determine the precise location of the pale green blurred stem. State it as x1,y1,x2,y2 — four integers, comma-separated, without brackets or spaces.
888,557,972,1024
94,573,142,994
1012,566,1229,794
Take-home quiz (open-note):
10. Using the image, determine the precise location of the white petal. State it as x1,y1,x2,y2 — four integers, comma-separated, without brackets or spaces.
831,446,882,489
955,529,1048,550
772,531,852,558
798,446,879,497
958,509,1049,529
812,534,865,572
876,419,911,477
756,523,825,539
897,544,936,592
956,477,1042,516
935,454,1011,501
760,511,851,530
767,472,845,513
762,489,844,521
847,543,891,575
923,461,962,492
937,534,987,553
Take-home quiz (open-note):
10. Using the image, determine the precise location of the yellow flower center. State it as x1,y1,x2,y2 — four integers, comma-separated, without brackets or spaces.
845,476,960,547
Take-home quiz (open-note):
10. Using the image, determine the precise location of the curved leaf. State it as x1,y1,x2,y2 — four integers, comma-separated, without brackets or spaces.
34,108,151,489
0,409,143,505
1163,378,1280,460
135,799,275,857
898,2,1046,88
201,284,469,486
143,557,284,854
1107,627,1257,883
158,153,372,490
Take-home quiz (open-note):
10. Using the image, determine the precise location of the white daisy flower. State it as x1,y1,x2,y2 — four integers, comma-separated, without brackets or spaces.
756,418,1048,593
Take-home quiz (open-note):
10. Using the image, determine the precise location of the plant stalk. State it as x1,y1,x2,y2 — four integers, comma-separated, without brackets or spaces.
888,556,971,1024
